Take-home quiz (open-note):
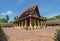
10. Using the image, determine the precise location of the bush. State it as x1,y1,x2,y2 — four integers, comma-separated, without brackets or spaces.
54,29,60,41
0,27,8,41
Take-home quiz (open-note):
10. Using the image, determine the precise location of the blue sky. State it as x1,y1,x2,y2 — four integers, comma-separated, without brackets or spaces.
0,0,60,21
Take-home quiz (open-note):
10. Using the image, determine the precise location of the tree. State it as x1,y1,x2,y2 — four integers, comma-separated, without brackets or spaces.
54,29,60,41
14,16,18,20
0,18,7,23
48,15,60,20
41,16,47,19
9,21,13,23
5,15,9,22
0,15,9,23
5,15,9,20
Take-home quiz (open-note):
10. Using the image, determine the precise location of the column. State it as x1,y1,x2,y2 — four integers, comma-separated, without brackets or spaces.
17,22,19,28
21,21,22,27
43,21,44,28
18,22,19,27
41,21,43,29
14,23,16,28
19,21,21,27
34,18,36,29
19,21,20,27
16,23,18,27
39,21,41,28
17,22,20,29
20,21,21,27
21,21,23,29
16,23,17,27
45,21,47,28
40,21,42,29
15,22,18,29
25,19,27,27
38,19,40,29
43,21,45,28
30,18,32,29
22,20,23,27
33,18,34,29
21,21,23,28
20,21,22,27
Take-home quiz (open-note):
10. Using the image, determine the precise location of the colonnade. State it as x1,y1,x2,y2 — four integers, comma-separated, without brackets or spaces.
14,18,46,30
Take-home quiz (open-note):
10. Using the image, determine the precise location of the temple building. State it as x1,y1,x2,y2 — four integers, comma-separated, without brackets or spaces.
0,23,13,27
13,5,46,30
46,20,60,26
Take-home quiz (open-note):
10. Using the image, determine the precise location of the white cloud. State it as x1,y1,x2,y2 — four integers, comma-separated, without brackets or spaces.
16,0,25,5
6,11,13,15
1,13,6,15
1,11,13,15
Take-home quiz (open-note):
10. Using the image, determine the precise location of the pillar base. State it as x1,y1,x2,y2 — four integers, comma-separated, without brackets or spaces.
34,25,36,29
15,26,20,29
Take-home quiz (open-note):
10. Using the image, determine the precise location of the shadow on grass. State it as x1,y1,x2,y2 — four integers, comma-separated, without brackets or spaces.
0,27,8,41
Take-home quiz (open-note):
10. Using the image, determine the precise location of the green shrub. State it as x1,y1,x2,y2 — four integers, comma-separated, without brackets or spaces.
0,27,8,41
54,29,60,41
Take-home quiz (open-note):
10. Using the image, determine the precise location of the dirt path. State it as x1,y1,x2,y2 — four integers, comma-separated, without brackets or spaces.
2,26,60,41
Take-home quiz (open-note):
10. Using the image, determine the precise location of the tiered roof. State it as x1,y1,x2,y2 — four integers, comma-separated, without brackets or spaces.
18,5,40,19
14,5,46,22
